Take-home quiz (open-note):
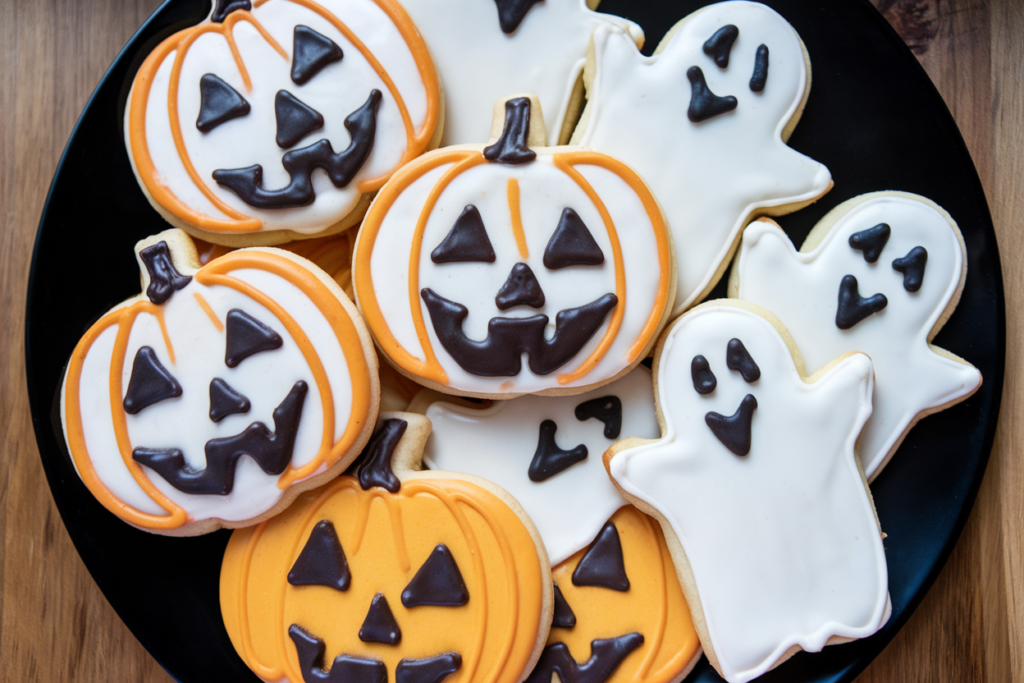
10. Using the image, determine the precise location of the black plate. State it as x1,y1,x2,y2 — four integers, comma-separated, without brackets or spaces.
25,0,1004,681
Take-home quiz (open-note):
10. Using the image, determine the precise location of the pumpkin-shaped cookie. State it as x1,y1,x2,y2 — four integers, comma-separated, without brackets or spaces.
354,95,675,398
61,229,378,535
126,0,442,246
221,413,552,683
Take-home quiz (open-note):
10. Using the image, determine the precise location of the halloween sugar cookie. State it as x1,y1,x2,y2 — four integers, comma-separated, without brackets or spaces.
355,95,675,398
571,1,832,315
61,229,379,536
126,0,442,246
221,413,552,683
395,0,643,146
730,192,982,478
416,367,659,566
606,302,890,683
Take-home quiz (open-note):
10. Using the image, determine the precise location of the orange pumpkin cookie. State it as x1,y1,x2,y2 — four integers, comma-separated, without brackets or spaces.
529,506,701,683
354,95,675,398
60,228,379,535
125,0,442,247
221,412,553,683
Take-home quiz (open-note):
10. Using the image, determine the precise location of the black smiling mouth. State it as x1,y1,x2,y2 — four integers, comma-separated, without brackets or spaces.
420,288,617,378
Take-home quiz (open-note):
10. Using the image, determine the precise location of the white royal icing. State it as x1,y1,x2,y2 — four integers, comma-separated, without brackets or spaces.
608,304,889,683
66,246,361,526
732,193,982,479
575,1,831,315
395,0,643,146
362,151,670,395
422,367,659,565
131,0,434,235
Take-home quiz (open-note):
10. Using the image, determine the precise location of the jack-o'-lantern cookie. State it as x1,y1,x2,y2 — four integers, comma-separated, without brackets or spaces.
126,0,442,246
607,302,890,683
730,192,982,479
572,1,832,315
393,0,643,146
221,413,552,683
60,229,379,536
355,95,675,398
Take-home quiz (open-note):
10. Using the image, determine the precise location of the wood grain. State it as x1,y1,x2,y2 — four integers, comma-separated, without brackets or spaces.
0,0,1019,681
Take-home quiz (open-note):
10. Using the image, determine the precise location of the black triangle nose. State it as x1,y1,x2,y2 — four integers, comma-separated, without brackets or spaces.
495,263,545,310
358,593,402,645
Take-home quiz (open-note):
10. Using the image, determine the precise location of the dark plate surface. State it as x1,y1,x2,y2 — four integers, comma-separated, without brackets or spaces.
25,0,1004,682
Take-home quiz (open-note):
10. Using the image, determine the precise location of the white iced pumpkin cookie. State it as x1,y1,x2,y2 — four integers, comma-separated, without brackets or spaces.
729,192,982,479
395,0,643,146
571,0,832,315
354,95,675,398
125,0,442,246
415,369,702,683
606,302,890,683
61,229,379,536
221,412,552,683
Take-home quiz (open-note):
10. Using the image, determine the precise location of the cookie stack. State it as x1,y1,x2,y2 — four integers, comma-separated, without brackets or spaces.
60,1,982,682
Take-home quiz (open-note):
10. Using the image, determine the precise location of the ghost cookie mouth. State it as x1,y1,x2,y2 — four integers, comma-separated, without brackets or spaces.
420,288,617,377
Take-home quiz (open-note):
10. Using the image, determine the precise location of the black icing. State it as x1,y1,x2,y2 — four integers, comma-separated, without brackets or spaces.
703,25,739,68
288,519,351,591
836,275,888,329
395,653,463,683
123,346,182,414
224,309,283,368
726,338,760,383
492,0,543,34
574,395,622,439
211,0,250,23
524,634,644,683
353,419,407,493
496,263,545,310
750,44,769,92
140,241,192,304
196,74,250,133
359,593,402,645
849,223,891,263
690,355,717,395
208,377,250,422
291,25,343,86
483,98,536,165
529,420,588,482
401,545,469,607
572,522,629,591
686,66,737,122
552,583,577,629
289,625,387,683
893,246,928,292
431,205,496,263
275,90,324,148
705,393,757,456
543,208,605,269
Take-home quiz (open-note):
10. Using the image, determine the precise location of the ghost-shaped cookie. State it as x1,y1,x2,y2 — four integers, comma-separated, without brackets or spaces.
572,1,832,315
730,192,982,479
395,0,642,147
606,302,890,683
417,367,659,565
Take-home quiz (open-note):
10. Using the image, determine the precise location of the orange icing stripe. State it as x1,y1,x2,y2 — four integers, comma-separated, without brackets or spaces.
507,178,529,259
355,149,484,386
193,292,224,331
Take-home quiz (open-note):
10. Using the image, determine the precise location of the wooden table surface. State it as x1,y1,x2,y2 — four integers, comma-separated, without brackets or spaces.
0,0,1020,681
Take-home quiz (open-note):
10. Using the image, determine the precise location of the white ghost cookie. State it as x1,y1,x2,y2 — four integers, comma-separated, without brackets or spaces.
126,0,442,246
606,302,890,683
572,1,832,315
396,0,643,146
729,191,983,479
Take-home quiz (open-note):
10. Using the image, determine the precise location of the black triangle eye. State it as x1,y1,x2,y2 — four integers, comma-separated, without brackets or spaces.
123,346,182,414
571,522,629,591
288,520,351,591
225,309,283,368
402,545,469,607
543,208,604,269
196,74,250,133
431,205,496,263
275,90,323,148
291,25,343,85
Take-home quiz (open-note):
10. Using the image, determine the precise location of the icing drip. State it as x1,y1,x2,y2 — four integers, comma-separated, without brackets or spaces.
552,583,577,629
483,98,537,164
210,0,250,23
893,246,928,292
686,66,737,122
420,288,618,377
496,263,546,310
848,223,891,263
122,346,182,414
524,634,645,683
288,625,388,683
213,91,382,209
835,275,888,329
573,395,622,439
132,381,308,495
691,355,717,395
543,208,605,269
529,420,588,482
359,594,402,645
395,653,463,683
291,25,344,86
749,44,769,92
288,519,352,591
571,522,629,591
224,309,283,368
354,419,407,493
703,25,739,68
705,393,757,456
196,74,250,133
208,377,251,422
401,545,470,607
140,241,191,304
492,0,544,34
275,91,325,149
431,206,496,263
726,338,761,383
